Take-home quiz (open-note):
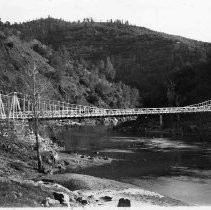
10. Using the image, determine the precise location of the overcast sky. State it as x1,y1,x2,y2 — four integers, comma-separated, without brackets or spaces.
0,0,211,42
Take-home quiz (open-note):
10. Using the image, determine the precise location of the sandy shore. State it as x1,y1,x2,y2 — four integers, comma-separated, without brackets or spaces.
35,151,189,207
38,172,188,207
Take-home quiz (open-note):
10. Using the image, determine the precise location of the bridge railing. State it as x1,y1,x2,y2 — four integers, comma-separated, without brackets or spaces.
0,92,211,120
187,100,211,108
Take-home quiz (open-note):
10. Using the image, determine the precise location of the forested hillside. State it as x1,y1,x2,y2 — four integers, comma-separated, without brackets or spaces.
0,19,140,108
0,17,211,107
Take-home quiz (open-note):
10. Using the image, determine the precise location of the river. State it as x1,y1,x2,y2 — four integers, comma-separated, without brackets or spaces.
58,126,211,206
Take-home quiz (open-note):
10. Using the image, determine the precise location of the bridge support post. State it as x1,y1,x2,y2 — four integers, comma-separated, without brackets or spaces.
9,92,21,119
159,114,163,128
0,94,6,119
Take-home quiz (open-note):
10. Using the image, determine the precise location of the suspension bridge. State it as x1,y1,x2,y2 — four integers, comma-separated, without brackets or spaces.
0,92,210,120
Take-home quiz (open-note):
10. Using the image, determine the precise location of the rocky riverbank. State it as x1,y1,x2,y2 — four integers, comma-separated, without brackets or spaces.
0,121,190,207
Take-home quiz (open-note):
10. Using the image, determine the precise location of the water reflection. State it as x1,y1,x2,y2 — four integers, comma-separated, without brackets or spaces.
58,126,211,205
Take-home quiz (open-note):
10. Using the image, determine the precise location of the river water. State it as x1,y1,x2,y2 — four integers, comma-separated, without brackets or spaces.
58,126,211,206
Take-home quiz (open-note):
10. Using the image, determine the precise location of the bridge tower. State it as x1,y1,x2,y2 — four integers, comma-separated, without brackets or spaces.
0,94,6,119
9,92,22,119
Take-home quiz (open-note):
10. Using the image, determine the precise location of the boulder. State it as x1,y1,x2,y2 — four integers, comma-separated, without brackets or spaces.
81,199,88,205
117,198,131,207
101,196,112,202
53,192,70,207
76,197,88,205
42,197,60,207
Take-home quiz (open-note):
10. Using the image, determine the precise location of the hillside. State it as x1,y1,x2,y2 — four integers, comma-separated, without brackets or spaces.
0,21,140,108
1,17,211,107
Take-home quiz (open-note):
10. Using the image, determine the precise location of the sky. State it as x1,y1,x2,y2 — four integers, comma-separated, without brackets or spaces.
0,0,211,42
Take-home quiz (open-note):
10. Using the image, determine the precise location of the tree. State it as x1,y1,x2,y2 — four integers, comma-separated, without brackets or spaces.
169,65,196,105
27,63,44,172
167,80,176,106
105,57,115,80
95,81,112,100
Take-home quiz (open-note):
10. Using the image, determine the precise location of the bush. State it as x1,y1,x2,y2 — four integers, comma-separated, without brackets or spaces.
87,93,99,105
95,82,112,99
79,76,90,87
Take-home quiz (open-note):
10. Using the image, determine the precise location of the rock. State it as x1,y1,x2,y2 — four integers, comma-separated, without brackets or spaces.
42,200,49,207
53,192,70,207
64,160,70,166
42,197,60,207
88,195,94,199
101,196,112,202
76,197,83,202
117,198,131,207
76,197,88,205
80,155,85,158
81,199,88,205
39,181,72,195
48,198,60,206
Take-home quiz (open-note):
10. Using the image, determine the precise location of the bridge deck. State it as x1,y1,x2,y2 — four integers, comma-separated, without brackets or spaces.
0,93,210,120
